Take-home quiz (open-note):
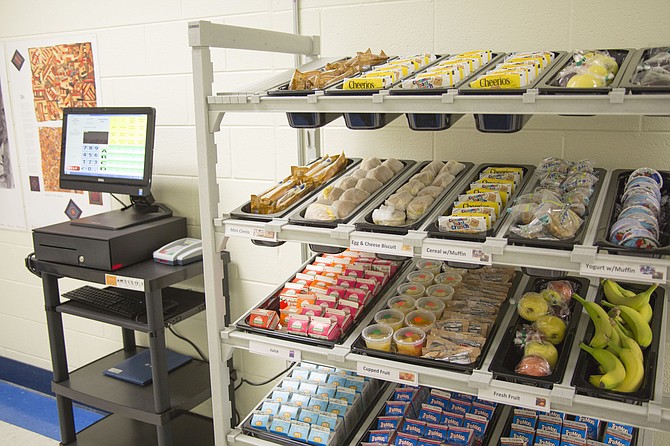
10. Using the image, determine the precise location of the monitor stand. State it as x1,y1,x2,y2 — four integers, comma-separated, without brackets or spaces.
71,194,173,230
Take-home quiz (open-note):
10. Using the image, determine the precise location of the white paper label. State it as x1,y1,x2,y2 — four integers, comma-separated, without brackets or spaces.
249,340,301,362
478,387,550,412
104,274,145,291
356,362,418,386
225,224,278,242
421,241,492,265
580,258,666,283
349,236,413,257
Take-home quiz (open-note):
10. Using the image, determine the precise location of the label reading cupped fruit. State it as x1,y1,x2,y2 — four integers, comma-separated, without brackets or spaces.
478,387,550,412
225,223,278,242
580,258,666,283
350,235,413,257
357,362,418,386
421,241,492,265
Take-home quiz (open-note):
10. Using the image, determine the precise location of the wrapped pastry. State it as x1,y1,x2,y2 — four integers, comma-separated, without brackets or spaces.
337,176,359,190
356,177,383,194
350,169,368,180
422,160,445,176
372,205,406,226
432,172,455,188
411,170,435,186
304,203,337,221
288,50,388,90
396,179,425,196
366,165,394,183
406,195,434,221
385,191,414,211
332,200,357,218
381,158,404,173
319,185,344,202
359,157,383,170
416,185,444,199
443,160,466,175
340,188,370,205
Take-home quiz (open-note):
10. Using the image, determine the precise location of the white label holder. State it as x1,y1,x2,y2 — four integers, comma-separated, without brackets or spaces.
422,239,492,266
225,222,278,242
349,234,414,257
249,340,302,362
356,362,419,386
580,257,666,284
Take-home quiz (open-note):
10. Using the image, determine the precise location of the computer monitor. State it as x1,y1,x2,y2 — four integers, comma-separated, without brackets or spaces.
60,106,171,230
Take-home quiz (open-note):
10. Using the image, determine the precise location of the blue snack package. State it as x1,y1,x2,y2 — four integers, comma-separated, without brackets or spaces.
269,417,291,436
605,422,634,437
446,426,475,445
369,429,395,444
260,399,282,416
450,399,472,416
603,429,633,446
290,391,313,408
316,384,338,399
424,422,449,442
536,414,563,437
470,401,496,419
575,416,601,441
512,409,538,430
561,420,588,444
288,420,311,441
307,425,333,446
298,408,321,424
394,432,420,446
442,411,464,427
326,373,348,388
249,411,271,430
534,428,561,446
316,411,338,430
463,413,488,440
510,423,535,446
393,387,417,402
418,404,442,424
386,401,411,417
309,396,329,412
377,415,403,431
401,419,426,437
417,439,441,446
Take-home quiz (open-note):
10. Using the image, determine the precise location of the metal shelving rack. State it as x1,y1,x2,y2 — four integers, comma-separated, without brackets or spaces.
189,20,669,446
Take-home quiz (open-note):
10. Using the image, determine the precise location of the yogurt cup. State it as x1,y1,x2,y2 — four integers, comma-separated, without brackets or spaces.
407,270,435,287
416,297,445,319
426,284,455,302
434,271,462,288
393,327,426,357
374,308,405,331
397,282,425,298
361,324,394,352
404,309,436,333
387,296,417,315
416,259,443,276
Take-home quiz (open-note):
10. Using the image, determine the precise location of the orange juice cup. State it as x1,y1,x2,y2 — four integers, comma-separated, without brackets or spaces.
361,324,394,352
387,296,417,315
404,309,436,333
374,309,405,331
393,327,426,357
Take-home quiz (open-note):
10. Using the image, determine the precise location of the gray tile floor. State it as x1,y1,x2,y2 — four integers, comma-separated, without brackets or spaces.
0,420,58,446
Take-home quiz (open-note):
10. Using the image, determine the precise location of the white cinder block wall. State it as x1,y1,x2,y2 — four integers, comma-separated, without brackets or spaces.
1,0,669,443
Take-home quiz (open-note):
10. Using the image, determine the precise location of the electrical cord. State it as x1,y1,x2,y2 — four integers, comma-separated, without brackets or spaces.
109,193,130,209
167,324,209,363
24,252,42,278
233,362,295,391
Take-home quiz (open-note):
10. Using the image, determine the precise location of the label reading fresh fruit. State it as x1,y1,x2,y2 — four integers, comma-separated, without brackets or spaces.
350,235,413,257
478,387,550,412
580,258,666,283
422,240,492,265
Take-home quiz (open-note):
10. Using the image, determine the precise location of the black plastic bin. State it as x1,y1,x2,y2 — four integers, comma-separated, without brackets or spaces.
489,276,587,388
618,46,670,95
594,169,669,258
571,280,664,404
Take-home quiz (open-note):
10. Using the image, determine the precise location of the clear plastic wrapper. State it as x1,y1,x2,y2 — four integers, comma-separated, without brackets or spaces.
406,195,435,221
385,191,414,211
506,203,538,225
381,158,404,173
396,179,425,196
539,172,567,188
366,165,394,183
515,354,552,376
537,156,571,174
631,47,670,86
340,188,370,205
432,172,456,188
562,172,599,192
410,170,435,186
288,49,388,90
356,177,383,194
416,185,444,199
555,50,619,88
372,205,406,226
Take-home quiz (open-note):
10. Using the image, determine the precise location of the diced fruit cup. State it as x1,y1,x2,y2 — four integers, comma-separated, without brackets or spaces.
361,324,394,352
416,259,443,276
435,272,462,287
387,296,417,315
416,297,445,319
393,326,426,357
374,308,405,331
407,270,435,287
397,282,426,298
404,309,436,333
426,284,455,302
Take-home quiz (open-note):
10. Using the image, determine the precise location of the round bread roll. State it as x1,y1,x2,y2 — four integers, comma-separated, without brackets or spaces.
410,170,435,187
319,185,344,201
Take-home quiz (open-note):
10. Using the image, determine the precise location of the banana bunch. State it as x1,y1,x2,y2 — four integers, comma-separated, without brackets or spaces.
573,280,656,393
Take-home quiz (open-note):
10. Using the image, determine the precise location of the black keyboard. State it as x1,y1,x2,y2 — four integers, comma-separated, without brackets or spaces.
63,286,147,318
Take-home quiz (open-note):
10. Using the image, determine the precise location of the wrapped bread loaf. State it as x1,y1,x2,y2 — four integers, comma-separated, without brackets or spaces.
319,185,344,202
288,49,388,90
423,160,445,176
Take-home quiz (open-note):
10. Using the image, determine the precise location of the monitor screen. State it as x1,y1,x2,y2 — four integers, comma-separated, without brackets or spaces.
59,107,156,197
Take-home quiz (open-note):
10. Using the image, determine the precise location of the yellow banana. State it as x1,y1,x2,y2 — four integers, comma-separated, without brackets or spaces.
607,343,644,393
638,302,653,325
602,279,633,304
611,320,644,363
580,342,626,390
602,302,652,348
613,317,634,339
572,293,612,348
608,320,622,348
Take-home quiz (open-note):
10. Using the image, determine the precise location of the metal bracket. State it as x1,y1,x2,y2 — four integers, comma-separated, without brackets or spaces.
372,90,390,103
609,88,626,104
403,230,427,248
522,89,539,104
327,346,349,363
484,237,507,255
647,402,663,424
307,91,324,104
442,89,458,104
570,245,598,264
468,369,493,389
550,383,576,406
265,218,289,233
331,224,355,240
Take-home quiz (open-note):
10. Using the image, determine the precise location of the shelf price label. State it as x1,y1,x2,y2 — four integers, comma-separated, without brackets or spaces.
580,258,666,283
225,223,278,242
478,387,550,412
356,362,418,386
421,240,492,266
349,235,414,257
249,340,301,362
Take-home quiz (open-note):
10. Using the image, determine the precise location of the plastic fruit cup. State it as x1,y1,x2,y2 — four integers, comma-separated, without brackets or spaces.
426,284,455,302
407,270,435,287
387,296,417,315
435,272,462,287
397,282,425,298
416,297,445,319
404,309,436,333
393,327,426,357
374,308,405,331
361,324,393,352
416,259,443,276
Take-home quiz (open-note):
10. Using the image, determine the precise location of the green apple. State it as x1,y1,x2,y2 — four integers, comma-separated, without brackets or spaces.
517,292,550,322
